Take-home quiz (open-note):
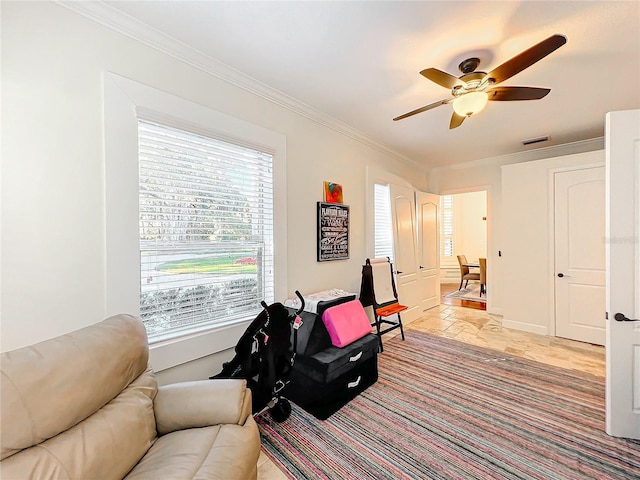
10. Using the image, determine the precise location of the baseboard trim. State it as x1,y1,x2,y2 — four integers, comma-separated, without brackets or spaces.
501,319,548,336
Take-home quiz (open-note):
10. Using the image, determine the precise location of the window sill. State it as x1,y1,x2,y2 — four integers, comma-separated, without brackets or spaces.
148,319,251,372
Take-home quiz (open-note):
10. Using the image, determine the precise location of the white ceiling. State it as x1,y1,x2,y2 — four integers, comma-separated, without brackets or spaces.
103,1,640,170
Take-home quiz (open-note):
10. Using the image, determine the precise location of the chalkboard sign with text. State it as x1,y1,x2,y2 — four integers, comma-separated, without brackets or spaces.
317,202,350,261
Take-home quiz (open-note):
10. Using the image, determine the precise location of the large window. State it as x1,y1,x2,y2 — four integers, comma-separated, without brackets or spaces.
138,120,274,337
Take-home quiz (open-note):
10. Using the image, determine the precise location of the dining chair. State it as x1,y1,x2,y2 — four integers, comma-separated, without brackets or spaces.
457,254,480,290
479,257,487,297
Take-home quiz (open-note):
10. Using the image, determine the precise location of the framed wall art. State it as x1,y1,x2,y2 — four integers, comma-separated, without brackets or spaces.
317,202,349,261
323,181,343,204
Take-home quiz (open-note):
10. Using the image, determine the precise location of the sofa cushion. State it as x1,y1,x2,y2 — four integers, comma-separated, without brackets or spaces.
1,314,150,460
124,418,260,480
0,368,158,480
154,380,252,435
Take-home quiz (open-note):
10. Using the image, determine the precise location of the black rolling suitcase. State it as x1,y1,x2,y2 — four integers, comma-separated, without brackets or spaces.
284,333,380,419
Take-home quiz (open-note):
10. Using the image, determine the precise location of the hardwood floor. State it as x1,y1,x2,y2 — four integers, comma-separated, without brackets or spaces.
440,282,486,310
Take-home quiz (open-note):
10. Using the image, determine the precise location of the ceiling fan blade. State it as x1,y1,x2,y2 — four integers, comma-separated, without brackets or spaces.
393,98,451,121
449,112,465,129
485,34,567,85
487,86,551,101
420,68,465,89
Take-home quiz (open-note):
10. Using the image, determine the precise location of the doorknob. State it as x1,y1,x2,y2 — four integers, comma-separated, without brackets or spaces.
396,270,403,274
557,273,571,278
614,313,640,322
419,265,425,269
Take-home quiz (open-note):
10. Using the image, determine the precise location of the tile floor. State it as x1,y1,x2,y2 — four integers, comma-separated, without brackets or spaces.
257,296,606,479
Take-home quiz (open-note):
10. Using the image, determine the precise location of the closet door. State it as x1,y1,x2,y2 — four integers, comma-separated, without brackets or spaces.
554,167,606,345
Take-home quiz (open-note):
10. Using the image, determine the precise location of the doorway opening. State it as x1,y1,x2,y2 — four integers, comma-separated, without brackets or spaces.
440,191,487,310
373,183,487,314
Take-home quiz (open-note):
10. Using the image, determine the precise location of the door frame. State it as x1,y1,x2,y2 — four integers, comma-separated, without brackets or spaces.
365,166,418,257
439,184,493,312
546,161,606,337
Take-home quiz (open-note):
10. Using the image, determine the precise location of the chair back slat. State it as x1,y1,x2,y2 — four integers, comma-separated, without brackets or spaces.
370,262,397,305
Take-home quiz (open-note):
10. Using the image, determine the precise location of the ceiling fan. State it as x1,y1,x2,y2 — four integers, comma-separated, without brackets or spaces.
393,34,567,129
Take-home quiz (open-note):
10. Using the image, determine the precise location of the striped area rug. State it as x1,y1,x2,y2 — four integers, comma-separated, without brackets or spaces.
257,331,640,479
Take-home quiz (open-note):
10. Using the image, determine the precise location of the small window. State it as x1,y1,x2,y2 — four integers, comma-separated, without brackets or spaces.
138,120,274,337
440,195,454,257
374,183,394,262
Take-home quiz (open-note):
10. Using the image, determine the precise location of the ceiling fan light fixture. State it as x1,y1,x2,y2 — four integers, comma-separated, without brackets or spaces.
452,91,489,117
394,35,567,125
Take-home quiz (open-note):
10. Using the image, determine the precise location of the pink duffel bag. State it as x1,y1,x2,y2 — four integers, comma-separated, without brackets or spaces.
322,299,372,348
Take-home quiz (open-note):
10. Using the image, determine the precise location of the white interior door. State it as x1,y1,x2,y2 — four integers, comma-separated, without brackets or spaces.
554,167,606,345
605,109,640,439
389,183,420,322
416,192,440,312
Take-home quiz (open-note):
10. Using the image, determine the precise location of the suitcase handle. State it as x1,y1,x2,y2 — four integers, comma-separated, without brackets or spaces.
347,376,362,389
349,351,363,362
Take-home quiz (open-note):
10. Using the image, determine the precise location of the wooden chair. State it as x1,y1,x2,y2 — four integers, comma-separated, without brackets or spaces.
359,257,407,352
457,254,480,290
479,257,487,297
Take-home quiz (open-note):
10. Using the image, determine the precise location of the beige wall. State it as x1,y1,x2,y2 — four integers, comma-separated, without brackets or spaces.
1,3,427,381
429,137,604,316
501,150,605,334
1,2,609,381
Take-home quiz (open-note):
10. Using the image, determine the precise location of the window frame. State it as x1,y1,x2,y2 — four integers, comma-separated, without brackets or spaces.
365,166,414,261
137,119,275,339
104,73,287,372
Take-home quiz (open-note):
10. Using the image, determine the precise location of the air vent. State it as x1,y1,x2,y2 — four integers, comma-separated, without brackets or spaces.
522,136,549,146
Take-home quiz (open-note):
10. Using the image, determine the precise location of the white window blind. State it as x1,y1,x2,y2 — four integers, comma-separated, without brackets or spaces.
138,120,274,337
374,183,394,262
440,195,454,257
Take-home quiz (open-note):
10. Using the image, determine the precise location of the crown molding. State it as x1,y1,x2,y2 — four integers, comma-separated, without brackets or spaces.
430,136,605,174
55,1,423,171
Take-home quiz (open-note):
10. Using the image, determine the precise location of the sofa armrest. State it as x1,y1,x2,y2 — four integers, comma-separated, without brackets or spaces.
154,379,253,435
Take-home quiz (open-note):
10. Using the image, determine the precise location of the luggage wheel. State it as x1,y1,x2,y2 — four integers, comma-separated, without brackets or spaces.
269,397,291,423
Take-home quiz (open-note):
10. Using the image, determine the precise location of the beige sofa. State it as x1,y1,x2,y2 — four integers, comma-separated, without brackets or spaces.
0,314,261,479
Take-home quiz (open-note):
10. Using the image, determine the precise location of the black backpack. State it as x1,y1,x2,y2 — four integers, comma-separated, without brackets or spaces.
212,302,293,412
